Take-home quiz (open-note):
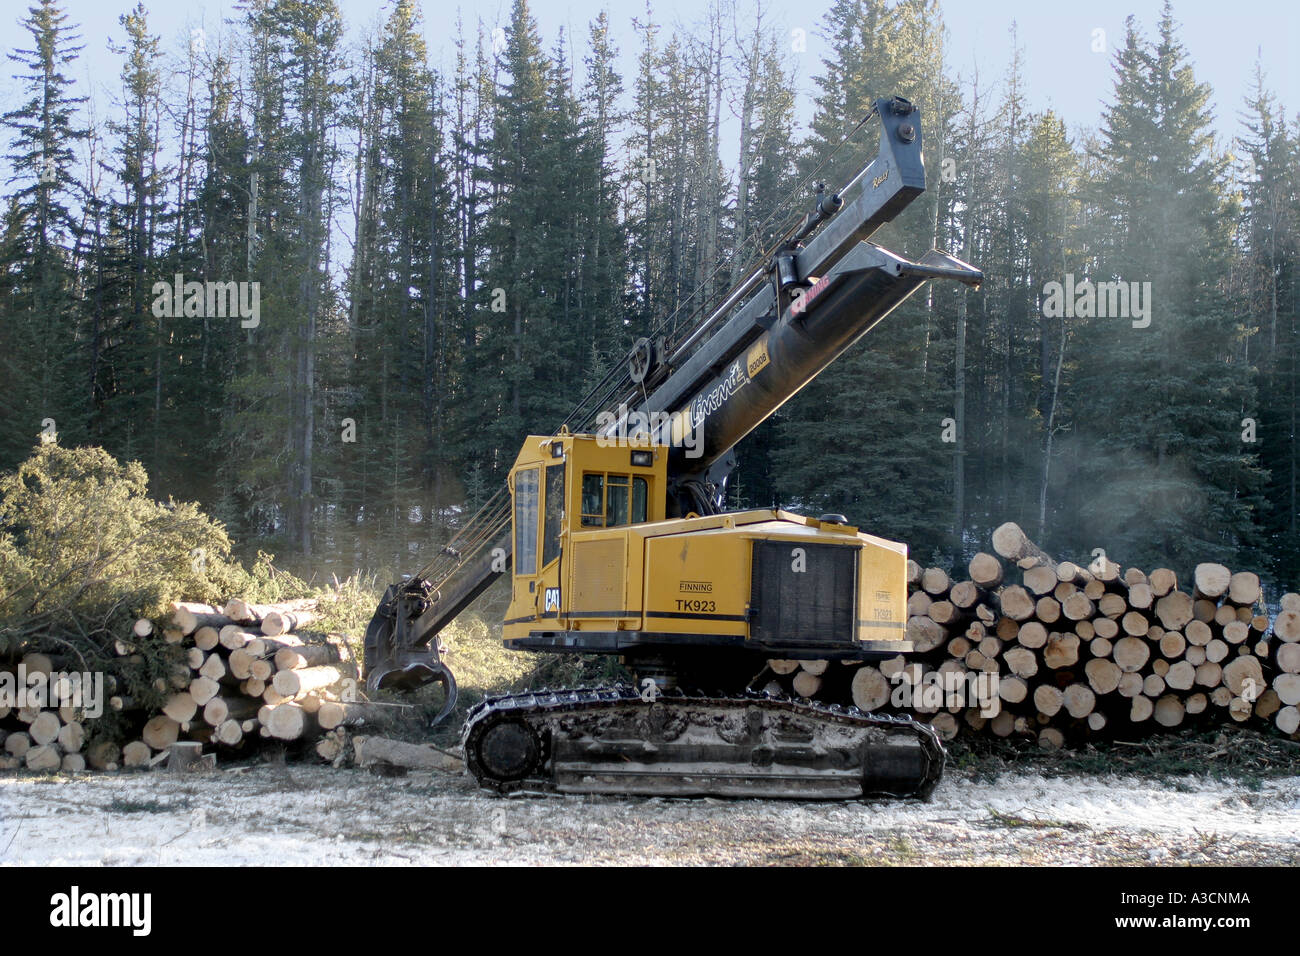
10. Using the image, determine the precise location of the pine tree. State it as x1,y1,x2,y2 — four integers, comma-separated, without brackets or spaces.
576,11,631,387
729,26,799,510
0,0,88,467
442,18,498,513
220,0,344,558
626,1,666,333
1016,111,1081,543
467,0,554,471
336,0,457,572
97,3,171,480
803,0,893,192
467,0,609,479
772,0,959,562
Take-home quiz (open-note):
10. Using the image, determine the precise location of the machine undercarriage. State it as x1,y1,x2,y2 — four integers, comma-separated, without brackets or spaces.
462,683,944,800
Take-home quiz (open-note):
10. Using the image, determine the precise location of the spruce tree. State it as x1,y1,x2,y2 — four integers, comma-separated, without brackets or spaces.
1067,5,1264,569
1238,64,1300,579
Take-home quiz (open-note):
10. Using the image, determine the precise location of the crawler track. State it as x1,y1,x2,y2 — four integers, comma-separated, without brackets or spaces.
462,684,944,800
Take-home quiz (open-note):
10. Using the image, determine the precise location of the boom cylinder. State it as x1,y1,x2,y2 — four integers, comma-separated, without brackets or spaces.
660,245,981,477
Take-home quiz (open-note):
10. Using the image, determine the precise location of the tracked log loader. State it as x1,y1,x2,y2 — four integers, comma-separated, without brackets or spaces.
363,96,982,799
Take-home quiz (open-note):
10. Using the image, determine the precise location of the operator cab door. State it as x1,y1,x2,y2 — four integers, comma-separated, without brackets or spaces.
512,461,566,623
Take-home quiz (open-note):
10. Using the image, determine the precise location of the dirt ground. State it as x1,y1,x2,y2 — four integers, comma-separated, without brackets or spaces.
2,757,1297,866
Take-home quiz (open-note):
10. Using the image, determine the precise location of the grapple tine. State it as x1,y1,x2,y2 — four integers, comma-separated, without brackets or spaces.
430,665,459,727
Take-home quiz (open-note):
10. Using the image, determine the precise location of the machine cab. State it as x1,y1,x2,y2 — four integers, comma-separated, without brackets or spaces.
505,431,667,632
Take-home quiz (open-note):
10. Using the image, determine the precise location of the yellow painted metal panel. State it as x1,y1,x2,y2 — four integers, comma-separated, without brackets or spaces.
570,537,626,613
642,527,750,637
856,537,908,643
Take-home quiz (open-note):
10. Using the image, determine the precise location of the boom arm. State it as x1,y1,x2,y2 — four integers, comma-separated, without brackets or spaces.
600,97,981,513
363,96,981,702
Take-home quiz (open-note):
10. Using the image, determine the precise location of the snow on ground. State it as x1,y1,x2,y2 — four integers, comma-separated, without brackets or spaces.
1,764,1297,866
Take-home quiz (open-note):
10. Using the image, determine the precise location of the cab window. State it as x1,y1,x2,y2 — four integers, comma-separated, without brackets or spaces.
542,463,564,566
514,467,539,574
581,474,604,527
606,475,630,527
632,477,648,523
580,472,649,527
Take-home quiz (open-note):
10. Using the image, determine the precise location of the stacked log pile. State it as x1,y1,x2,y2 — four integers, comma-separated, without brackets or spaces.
0,652,97,772
766,522,1300,750
0,598,376,772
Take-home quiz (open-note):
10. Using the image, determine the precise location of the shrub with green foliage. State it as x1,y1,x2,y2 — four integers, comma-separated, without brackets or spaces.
0,444,271,655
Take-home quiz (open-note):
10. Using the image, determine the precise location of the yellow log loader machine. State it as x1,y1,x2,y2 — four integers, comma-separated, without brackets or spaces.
363,96,982,800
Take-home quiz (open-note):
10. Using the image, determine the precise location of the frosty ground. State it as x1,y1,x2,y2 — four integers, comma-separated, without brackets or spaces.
2,762,1297,866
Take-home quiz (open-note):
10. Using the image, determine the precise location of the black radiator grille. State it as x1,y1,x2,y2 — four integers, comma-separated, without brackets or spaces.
748,540,857,645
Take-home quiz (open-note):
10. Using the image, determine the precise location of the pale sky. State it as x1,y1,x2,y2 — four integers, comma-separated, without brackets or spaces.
1,1,1294,184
